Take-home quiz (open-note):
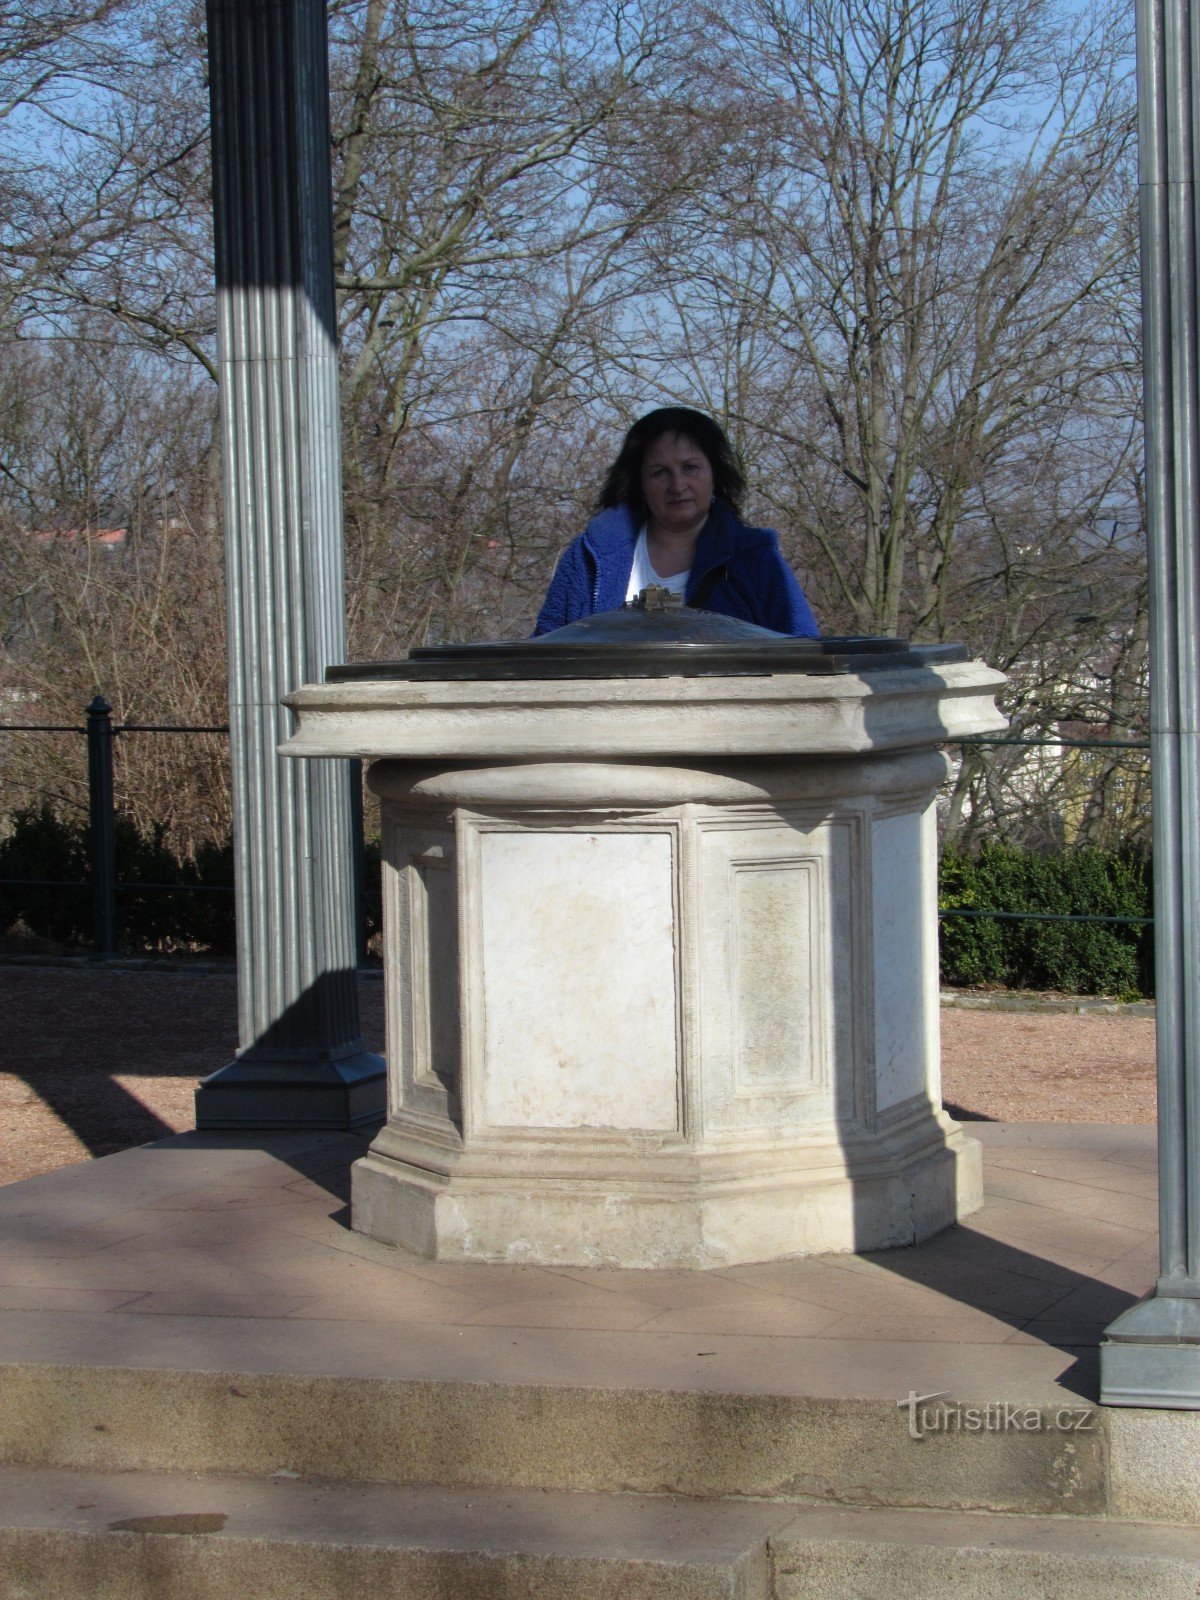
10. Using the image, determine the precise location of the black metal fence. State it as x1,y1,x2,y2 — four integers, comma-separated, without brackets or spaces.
0,696,1153,961
0,695,370,962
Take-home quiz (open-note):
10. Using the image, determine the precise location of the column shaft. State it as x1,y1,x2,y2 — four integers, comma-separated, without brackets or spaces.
195,0,384,1128
1101,0,1200,1406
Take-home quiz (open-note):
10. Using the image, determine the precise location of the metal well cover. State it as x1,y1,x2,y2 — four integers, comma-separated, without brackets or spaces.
326,604,968,682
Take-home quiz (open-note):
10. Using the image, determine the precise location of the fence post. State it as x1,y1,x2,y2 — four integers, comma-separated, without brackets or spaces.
86,695,119,960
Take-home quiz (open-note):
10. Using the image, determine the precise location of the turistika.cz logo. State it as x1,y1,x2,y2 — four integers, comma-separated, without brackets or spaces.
898,1391,1098,1441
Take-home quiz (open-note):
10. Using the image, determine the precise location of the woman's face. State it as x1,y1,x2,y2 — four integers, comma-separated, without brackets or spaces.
640,432,714,536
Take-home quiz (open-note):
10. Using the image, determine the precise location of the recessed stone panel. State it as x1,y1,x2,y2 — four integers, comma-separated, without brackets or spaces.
872,807,938,1112
476,830,679,1132
697,818,841,1130
732,860,820,1092
408,851,460,1097
385,826,461,1125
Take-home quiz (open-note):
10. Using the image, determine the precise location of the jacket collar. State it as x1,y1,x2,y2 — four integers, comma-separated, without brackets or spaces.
583,499,744,581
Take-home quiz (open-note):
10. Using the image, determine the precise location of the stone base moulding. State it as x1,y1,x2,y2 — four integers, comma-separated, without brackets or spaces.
284,662,1005,1268
351,1128,983,1270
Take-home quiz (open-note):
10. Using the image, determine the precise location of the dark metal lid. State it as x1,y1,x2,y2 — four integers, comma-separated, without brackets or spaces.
327,598,968,682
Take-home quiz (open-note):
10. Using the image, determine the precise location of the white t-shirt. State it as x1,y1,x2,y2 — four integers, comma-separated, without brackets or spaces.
625,527,690,601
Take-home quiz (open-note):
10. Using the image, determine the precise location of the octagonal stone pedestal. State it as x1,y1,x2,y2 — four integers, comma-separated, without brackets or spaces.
284,659,1005,1267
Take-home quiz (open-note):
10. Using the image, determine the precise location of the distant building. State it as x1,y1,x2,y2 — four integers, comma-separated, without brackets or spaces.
28,528,127,548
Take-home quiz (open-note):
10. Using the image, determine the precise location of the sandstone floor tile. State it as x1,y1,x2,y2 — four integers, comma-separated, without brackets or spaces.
173,1253,402,1298
975,1124,1152,1157
637,1296,844,1337
963,1201,1153,1272
798,1249,965,1280
724,1276,952,1318
738,1254,979,1301
713,1257,909,1297
273,1211,359,1249
1,1222,153,1259
1084,1240,1159,1294
1025,1277,1143,1323
292,1225,423,1269
394,1259,616,1299
1098,1144,1161,1172
277,1175,354,1202
982,1168,1158,1229
266,1250,477,1290
0,1258,152,1292
277,1137,376,1175
1003,1321,1126,1347
861,1231,1111,1293
286,1286,495,1324
454,1294,662,1331
814,1269,967,1310
15,1253,291,1297
0,1285,148,1313
0,1305,1096,1401
123,1290,315,1318
815,1310,1018,1345
847,1264,1069,1321
552,1266,796,1309
282,1249,440,1291
75,1209,258,1245
152,1185,326,1212
979,1150,1158,1199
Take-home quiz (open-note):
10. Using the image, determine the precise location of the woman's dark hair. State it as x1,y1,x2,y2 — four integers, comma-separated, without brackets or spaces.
596,407,746,518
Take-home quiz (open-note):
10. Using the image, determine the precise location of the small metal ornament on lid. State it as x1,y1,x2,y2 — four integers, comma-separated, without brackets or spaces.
627,584,685,612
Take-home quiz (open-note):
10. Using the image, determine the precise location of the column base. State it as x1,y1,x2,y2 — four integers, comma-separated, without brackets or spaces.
1101,1293,1200,1409
195,1048,386,1131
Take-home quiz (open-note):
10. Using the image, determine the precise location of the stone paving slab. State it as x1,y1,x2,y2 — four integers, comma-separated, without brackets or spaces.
3,1122,1196,1527
0,1123,1158,1405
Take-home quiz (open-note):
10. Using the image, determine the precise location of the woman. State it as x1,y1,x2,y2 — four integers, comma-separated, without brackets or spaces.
534,407,819,637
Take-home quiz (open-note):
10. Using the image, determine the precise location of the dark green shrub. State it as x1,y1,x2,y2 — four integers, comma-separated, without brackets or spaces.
116,819,236,955
0,808,236,956
0,805,91,945
362,835,382,952
939,841,1153,997
0,809,379,961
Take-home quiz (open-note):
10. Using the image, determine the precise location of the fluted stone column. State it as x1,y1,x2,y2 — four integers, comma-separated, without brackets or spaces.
1101,0,1200,1407
195,0,384,1129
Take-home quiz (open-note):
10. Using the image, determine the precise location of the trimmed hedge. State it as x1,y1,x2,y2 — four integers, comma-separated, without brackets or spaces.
938,841,1154,998
0,807,1154,996
0,806,380,958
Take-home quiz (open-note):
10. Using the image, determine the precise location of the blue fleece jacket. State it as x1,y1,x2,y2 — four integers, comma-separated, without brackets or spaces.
534,501,819,637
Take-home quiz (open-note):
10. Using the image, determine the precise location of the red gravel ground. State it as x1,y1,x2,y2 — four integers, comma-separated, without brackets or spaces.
0,965,1156,1188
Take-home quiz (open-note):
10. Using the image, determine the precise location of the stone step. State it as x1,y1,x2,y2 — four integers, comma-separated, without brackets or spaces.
0,1358,1135,1518
0,1464,785,1600
769,1502,1200,1598
1,1465,1195,1600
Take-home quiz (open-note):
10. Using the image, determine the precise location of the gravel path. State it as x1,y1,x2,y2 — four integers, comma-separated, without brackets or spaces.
0,965,1156,1188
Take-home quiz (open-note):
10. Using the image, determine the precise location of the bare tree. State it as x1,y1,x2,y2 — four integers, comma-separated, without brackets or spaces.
659,0,1138,622
0,336,229,852
0,0,1149,856
329,0,713,648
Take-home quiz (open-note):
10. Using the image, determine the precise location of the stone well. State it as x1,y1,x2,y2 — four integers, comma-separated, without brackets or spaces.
283,609,1006,1268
